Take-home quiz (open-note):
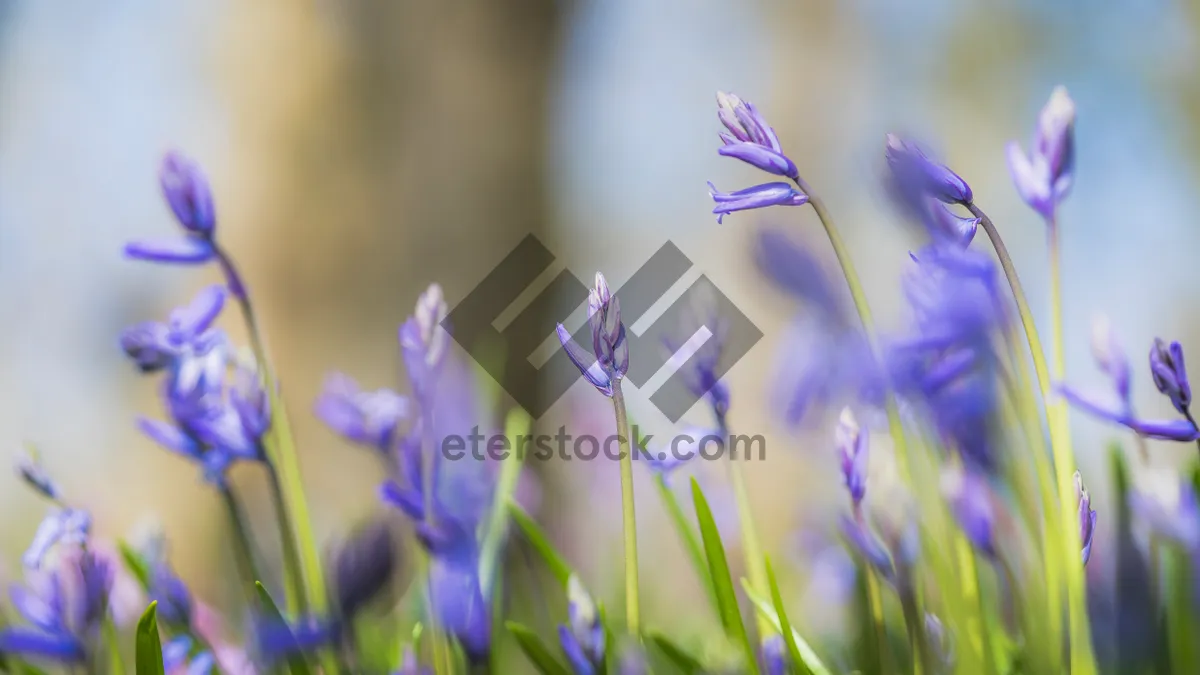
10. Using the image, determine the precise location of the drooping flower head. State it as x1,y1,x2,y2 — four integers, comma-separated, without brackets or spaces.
1150,338,1191,416
885,134,973,205
332,520,397,619
1076,471,1098,566
120,285,227,375
708,181,808,224
558,273,629,397
714,91,799,180
836,408,869,509
315,374,409,454
125,152,219,265
559,576,605,675
943,469,997,558
1006,86,1076,219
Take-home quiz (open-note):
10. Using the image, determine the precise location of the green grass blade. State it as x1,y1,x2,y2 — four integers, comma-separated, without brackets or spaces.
647,632,706,674
135,602,164,675
255,582,315,675
690,478,758,675
480,408,532,595
507,502,572,586
505,622,572,675
653,475,720,617
765,557,810,675
741,579,833,675
118,541,153,591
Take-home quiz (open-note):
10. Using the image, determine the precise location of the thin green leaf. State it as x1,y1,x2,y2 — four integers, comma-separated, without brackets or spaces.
480,408,532,595
741,579,834,675
690,478,758,675
505,622,572,675
648,632,706,674
119,540,153,591
765,557,810,675
135,602,164,675
653,474,720,617
255,582,314,675
507,502,572,585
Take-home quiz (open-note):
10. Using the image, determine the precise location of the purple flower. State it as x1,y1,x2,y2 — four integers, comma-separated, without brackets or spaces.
163,637,215,675
761,635,789,675
1006,87,1075,219
943,470,996,558
315,373,409,453
396,647,433,675
714,91,799,180
1076,471,1097,566
558,576,604,675
638,426,713,479
333,520,396,618
558,273,628,397
839,515,895,581
1057,386,1200,442
120,285,227,374
925,199,980,247
754,228,846,322
1091,315,1131,404
662,285,731,421
1150,338,1191,415
708,181,808,224
1129,470,1200,551
424,522,490,662
836,408,868,508
125,152,219,265
400,284,450,399
15,448,59,501
1,549,112,664
23,509,91,570
885,134,972,205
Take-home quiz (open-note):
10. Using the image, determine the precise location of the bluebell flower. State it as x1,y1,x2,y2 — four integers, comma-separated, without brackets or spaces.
714,91,799,180
333,520,396,618
885,134,972,205
1,549,112,664
421,519,490,662
760,635,789,675
662,285,731,422
838,515,894,581
255,615,340,665
125,152,219,265
637,426,715,479
558,273,628,397
15,447,60,502
836,408,869,509
162,636,216,675
943,469,997,558
1060,322,1200,442
23,508,91,570
400,284,450,400
1076,471,1098,566
395,646,433,675
315,373,409,453
1129,469,1200,551
1006,87,1075,219
1150,338,1191,416
558,576,605,675
707,181,808,224
120,285,227,374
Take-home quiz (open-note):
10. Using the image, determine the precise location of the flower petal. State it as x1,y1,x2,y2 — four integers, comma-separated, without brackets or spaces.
124,236,215,264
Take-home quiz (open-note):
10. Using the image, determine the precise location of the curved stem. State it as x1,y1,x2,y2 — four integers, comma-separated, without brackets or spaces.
793,178,912,482
220,486,262,601
967,203,1096,675
611,380,641,634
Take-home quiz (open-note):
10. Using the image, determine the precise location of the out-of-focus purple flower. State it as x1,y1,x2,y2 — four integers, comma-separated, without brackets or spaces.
1091,316,1131,404
151,564,194,628
315,374,409,453
395,646,433,675
400,284,450,398
125,152,219,265
761,635,789,675
1006,87,1075,219
1076,471,1098,566
558,576,604,675
754,228,845,322
1,549,113,664
558,273,628,397
23,508,92,570
925,613,954,671
836,408,868,508
925,199,980,247
1150,338,1191,415
839,515,894,581
663,285,731,421
423,521,490,663
708,182,808,224
1058,386,1200,442
637,426,715,480
616,642,648,675
943,470,996,558
16,447,60,501
1129,470,1200,551
714,92,799,180
120,285,227,374
333,520,396,618
163,636,216,675
255,616,339,664
885,134,972,205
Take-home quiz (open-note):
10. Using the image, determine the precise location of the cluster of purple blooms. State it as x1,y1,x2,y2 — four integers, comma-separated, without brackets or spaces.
3,75,1200,675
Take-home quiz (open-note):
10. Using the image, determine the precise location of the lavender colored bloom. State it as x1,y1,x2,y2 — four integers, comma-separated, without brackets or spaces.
943,470,996,558
754,228,845,322
396,646,433,675
662,285,731,421
1076,471,1098,566
120,285,226,374
714,91,799,180
1,550,112,664
836,408,869,508
616,642,648,675
558,273,628,397
638,426,715,479
23,508,91,570
885,134,972,205
1149,338,1191,415
925,199,980,247
125,152,219,265
151,564,194,628
1129,470,1200,551
558,576,604,675
761,635,788,675
315,373,409,453
1006,87,1075,219
838,515,894,581
333,520,397,618
15,448,59,501
400,284,450,398
1057,386,1200,442
925,613,954,671
708,181,809,224
1091,315,1131,404
423,522,490,662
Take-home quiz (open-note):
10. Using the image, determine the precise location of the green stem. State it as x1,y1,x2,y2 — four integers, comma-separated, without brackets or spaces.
794,178,912,483
611,380,641,634
101,613,125,675
899,589,928,675
220,487,263,601
267,463,308,615
968,203,1096,675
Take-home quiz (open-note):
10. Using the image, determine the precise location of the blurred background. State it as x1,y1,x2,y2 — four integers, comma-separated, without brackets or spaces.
1,0,1199,666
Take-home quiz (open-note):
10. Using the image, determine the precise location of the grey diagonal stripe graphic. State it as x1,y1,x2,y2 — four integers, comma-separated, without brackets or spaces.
444,234,761,421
